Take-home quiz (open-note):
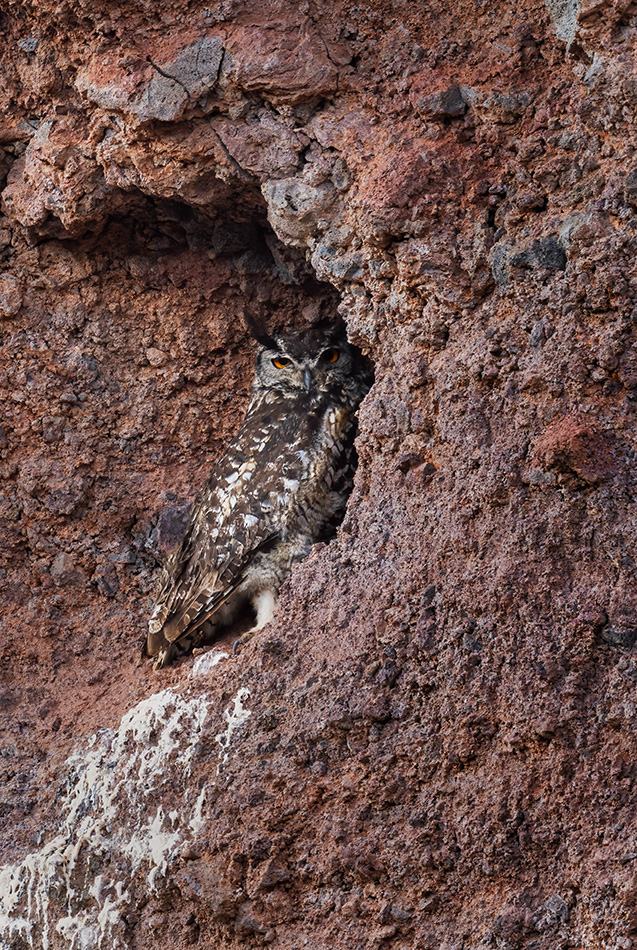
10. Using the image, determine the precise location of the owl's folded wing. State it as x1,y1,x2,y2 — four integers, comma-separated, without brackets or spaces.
149,511,277,643
146,397,331,664
148,527,279,648
146,445,291,659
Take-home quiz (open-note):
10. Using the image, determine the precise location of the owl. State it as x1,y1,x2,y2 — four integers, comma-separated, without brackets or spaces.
146,320,373,668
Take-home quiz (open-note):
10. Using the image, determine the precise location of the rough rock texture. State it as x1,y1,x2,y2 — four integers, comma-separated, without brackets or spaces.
0,0,636,948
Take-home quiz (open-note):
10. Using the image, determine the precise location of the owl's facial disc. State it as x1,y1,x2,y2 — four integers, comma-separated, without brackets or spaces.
256,332,354,395
271,354,312,391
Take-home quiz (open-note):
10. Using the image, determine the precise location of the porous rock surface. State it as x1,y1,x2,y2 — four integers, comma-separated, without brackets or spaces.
0,0,636,947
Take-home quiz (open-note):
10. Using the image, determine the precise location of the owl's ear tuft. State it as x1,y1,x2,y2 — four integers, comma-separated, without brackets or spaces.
243,309,277,350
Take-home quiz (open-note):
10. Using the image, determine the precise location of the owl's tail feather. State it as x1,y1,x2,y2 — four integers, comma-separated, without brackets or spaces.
147,635,178,670
147,618,198,669
146,585,232,667
147,613,192,662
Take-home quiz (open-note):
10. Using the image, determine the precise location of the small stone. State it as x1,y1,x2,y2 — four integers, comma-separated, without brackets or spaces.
416,85,467,119
18,36,39,53
529,320,548,347
543,894,569,923
96,570,119,597
146,347,168,367
405,461,437,489
42,416,65,443
532,415,616,486
489,242,512,289
261,637,286,655
234,901,266,936
331,158,352,191
0,274,23,318
624,167,637,208
606,703,625,727
377,924,398,940
523,468,556,487
514,188,546,212
341,898,360,918
180,844,202,861
533,717,558,738
419,895,439,912
396,452,423,473
512,236,566,271
263,177,336,247
50,552,85,585
390,905,413,921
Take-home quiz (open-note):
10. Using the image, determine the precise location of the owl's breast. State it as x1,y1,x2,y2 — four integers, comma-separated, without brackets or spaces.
209,390,357,538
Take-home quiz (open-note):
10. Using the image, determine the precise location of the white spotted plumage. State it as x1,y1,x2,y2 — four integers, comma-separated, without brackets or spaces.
146,322,373,668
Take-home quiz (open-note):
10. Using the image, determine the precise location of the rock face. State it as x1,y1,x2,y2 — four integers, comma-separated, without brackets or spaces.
0,0,636,947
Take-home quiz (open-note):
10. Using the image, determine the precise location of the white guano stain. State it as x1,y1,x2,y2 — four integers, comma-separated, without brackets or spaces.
55,912,96,950
0,654,253,950
190,649,228,677
189,787,207,836
215,687,252,770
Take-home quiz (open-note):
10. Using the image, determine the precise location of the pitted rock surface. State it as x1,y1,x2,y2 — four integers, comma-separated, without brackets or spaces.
0,0,636,948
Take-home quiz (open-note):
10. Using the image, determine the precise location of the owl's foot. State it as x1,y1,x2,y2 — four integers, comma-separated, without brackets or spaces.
233,589,277,655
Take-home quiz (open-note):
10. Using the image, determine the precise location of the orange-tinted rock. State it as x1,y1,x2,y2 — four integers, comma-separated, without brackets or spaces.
533,415,618,485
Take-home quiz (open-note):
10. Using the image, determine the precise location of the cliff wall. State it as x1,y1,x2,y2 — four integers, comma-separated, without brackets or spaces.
0,0,636,947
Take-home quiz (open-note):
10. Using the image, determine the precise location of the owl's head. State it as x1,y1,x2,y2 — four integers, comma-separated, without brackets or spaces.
252,323,364,397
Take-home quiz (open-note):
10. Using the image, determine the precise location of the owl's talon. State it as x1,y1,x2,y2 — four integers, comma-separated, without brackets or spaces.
233,630,257,655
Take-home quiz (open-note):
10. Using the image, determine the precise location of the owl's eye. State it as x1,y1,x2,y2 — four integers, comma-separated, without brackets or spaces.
272,355,291,369
321,348,340,364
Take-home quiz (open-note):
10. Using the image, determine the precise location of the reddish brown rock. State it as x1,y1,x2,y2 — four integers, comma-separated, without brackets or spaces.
226,18,338,106
0,273,23,317
533,414,618,485
0,0,636,947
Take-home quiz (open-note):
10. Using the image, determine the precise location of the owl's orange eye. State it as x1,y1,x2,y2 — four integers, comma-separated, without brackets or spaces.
272,356,291,369
321,348,340,364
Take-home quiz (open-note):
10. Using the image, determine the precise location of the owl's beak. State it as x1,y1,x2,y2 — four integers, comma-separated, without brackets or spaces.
304,369,312,391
